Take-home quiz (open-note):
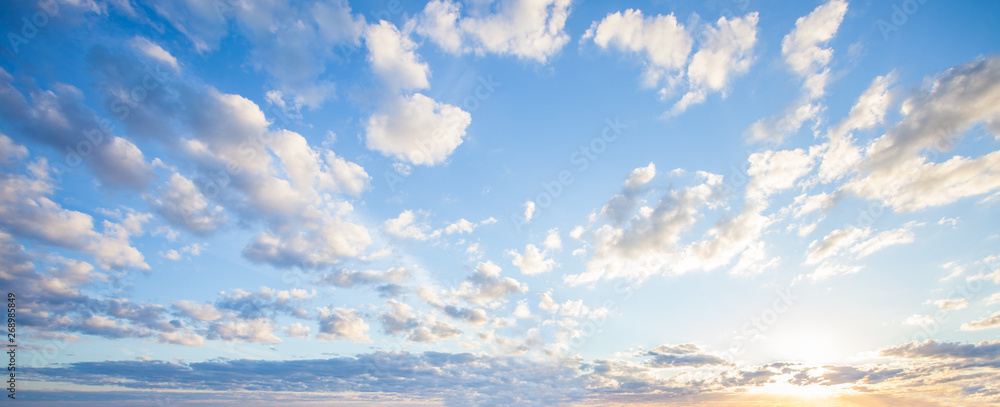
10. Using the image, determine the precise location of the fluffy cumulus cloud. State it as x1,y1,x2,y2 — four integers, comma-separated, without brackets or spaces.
602,163,657,224
0,138,148,270
365,93,472,166
747,0,848,143
317,307,370,343
508,244,557,275
7,3,1000,407
456,261,528,305
83,39,375,269
376,299,464,343
672,13,759,115
383,210,442,240
844,55,1000,211
145,173,227,235
566,166,779,285
365,20,431,91
568,173,717,284
585,10,692,88
209,318,282,344
584,8,759,114
745,148,815,202
781,0,848,81
242,208,372,269
415,0,573,63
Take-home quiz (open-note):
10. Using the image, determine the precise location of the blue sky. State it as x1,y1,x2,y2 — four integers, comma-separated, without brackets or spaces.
2,0,1000,405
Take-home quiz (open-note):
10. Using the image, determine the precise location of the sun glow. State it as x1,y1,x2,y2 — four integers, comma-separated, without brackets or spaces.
770,332,844,365
750,378,849,399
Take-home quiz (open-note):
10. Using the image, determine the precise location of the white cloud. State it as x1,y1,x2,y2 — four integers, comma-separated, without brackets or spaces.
160,250,181,260
456,261,528,306
415,0,463,53
383,210,441,241
378,299,418,335
781,0,848,79
745,0,848,144
586,9,758,114
159,330,206,347
538,290,559,313
445,218,478,235
283,322,311,339
466,242,483,260
210,318,282,344
624,163,657,188
683,202,772,274
146,173,228,235
513,300,531,319
672,13,759,115
849,224,917,258
173,300,223,321
523,201,536,223
317,307,370,342
0,133,27,165
728,240,780,277
415,0,572,63
805,226,869,265
818,74,895,182
844,56,1000,212
937,217,959,227
745,101,822,144
508,244,557,275
0,145,148,270
960,311,1000,331
847,151,1000,212
365,21,430,91
791,192,835,218
543,229,562,250
602,163,660,224
930,298,968,311
365,93,472,166
746,148,815,202
447,219,476,235
408,317,463,343
903,314,936,326
243,203,372,268
566,172,726,285
585,9,692,88
129,36,179,71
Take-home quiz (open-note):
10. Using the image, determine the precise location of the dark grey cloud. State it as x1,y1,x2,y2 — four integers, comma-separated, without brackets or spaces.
881,340,1000,360
645,344,728,368
34,352,585,407
0,66,156,189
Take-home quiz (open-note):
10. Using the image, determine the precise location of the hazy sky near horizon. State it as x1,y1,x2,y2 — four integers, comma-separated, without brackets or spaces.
1,0,1000,405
